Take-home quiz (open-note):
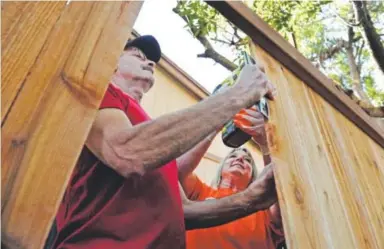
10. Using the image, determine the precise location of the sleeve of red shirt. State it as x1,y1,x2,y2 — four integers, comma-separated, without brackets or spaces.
99,84,127,111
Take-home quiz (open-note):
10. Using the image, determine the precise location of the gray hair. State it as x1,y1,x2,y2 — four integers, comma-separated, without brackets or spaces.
212,147,258,188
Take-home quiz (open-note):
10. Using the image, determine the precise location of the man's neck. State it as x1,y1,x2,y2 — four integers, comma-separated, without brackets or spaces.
110,73,130,94
110,73,141,103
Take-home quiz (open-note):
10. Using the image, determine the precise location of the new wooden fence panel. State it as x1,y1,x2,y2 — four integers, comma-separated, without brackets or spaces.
205,3,384,247
328,105,384,247
1,2,143,248
256,48,325,249
252,44,384,249
309,90,381,249
1,1,67,122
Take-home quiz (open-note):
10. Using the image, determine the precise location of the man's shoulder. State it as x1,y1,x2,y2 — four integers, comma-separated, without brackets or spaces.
99,83,131,113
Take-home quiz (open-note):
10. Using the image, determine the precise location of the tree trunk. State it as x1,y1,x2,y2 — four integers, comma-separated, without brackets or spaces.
352,1,384,74
289,32,298,49
345,45,371,104
346,27,372,104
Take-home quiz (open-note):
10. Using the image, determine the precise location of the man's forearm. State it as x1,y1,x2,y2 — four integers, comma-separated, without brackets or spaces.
183,191,261,230
110,86,253,176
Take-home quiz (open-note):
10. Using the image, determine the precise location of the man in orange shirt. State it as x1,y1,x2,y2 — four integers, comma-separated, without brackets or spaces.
180,106,285,249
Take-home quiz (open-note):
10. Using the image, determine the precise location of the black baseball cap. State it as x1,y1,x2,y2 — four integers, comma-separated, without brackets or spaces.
124,35,161,63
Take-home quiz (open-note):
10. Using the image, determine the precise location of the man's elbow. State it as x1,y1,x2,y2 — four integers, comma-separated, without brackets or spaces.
104,144,146,178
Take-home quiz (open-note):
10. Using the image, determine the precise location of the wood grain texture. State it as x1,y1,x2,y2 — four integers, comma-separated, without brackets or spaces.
207,0,384,149
2,0,94,211
1,1,67,122
1,1,143,248
310,89,384,248
251,44,384,249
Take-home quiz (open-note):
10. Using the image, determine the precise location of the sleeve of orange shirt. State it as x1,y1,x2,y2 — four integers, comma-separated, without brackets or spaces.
182,173,212,201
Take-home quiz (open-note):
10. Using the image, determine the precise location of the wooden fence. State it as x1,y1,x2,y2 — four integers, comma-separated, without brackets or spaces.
252,44,384,249
209,1,384,248
208,1,384,247
1,2,143,248
2,1,384,249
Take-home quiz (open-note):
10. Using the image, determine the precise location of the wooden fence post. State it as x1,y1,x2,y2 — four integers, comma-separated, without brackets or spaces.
1,2,143,248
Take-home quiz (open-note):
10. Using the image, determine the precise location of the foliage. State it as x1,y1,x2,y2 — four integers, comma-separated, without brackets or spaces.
174,0,384,107
364,75,384,106
251,0,330,46
174,0,248,65
174,0,219,37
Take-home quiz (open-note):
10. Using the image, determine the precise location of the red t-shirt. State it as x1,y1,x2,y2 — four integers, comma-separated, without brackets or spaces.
53,83,185,249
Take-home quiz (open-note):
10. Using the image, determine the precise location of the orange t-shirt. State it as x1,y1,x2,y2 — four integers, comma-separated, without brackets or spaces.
186,175,284,249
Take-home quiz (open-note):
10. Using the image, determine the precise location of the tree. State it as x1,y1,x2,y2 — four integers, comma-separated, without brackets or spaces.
352,1,384,74
173,0,384,118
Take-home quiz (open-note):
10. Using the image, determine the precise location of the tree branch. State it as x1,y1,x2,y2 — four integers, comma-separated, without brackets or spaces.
329,5,361,27
318,34,364,63
231,23,242,40
333,13,361,27
195,36,237,71
353,0,384,74
356,40,365,71
362,106,384,118
173,2,383,117
211,37,233,46
173,6,237,71
319,39,349,62
336,85,384,117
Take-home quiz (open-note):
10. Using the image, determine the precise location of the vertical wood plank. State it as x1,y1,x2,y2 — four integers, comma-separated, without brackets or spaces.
1,1,67,122
252,46,329,249
2,1,94,210
251,43,384,249
309,90,380,249
1,1,143,248
330,107,384,247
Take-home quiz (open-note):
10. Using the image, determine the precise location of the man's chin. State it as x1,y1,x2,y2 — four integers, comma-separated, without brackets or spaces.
134,74,154,83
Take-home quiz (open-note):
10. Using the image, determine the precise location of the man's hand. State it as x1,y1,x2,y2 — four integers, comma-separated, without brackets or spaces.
235,64,276,105
244,163,277,210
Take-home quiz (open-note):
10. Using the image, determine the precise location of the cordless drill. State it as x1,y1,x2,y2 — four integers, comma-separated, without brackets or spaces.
213,51,269,148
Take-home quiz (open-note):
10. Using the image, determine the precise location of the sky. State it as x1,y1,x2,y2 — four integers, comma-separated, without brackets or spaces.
134,0,384,93
133,0,233,93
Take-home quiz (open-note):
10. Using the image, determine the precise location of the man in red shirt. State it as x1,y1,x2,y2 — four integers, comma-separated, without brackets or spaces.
50,35,279,249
